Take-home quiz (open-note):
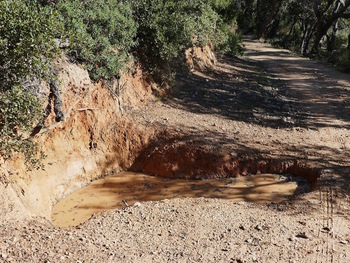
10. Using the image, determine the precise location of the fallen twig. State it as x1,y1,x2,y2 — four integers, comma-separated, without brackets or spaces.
78,107,98,112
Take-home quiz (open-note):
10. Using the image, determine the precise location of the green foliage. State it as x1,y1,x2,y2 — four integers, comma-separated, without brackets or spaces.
322,47,350,72
0,0,61,89
216,25,244,55
207,0,244,56
336,49,350,72
333,32,349,50
131,0,221,82
58,0,137,80
0,86,43,168
0,0,61,166
210,0,239,24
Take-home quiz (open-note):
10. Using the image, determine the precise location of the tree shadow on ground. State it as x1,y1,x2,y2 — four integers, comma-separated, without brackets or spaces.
243,39,350,129
160,48,350,198
169,43,350,130
170,56,293,129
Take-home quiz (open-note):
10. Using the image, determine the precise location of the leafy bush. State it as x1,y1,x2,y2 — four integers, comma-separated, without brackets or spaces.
216,25,244,55
58,0,137,80
210,0,239,24
207,1,244,56
131,0,221,82
322,47,350,72
0,86,43,168
0,0,61,165
0,0,61,90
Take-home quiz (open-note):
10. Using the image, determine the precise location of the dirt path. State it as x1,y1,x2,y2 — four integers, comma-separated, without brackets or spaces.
2,38,350,262
244,39,350,128
242,40,350,262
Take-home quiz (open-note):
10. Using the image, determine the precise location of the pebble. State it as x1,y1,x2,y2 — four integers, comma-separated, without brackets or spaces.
296,232,308,239
245,238,253,244
133,202,142,207
288,236,295,242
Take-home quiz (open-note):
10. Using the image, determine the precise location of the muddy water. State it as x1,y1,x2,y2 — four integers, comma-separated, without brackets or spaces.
52,172,309,228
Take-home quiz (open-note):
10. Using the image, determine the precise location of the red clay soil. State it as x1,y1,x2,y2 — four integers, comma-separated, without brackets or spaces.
131,133,320,188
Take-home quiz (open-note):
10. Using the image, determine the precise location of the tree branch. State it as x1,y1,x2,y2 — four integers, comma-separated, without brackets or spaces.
313,0,323,17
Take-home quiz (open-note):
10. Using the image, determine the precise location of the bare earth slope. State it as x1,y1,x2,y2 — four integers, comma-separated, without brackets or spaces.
1,38,350,262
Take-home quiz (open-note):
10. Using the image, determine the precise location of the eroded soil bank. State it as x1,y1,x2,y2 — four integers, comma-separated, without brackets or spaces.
0,58,157,221
1,38,350,262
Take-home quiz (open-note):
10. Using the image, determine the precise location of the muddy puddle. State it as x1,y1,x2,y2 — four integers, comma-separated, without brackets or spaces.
52,172,310,228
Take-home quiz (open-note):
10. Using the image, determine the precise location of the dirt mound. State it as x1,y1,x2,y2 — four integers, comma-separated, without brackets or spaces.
131,133,320,188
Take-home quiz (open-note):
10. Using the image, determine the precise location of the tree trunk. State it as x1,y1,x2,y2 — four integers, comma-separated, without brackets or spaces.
241,0,255,32
256,0,282,38
48,78,65,122
30,69,64,136
310,19,331,54
347,33,350,50
301,24,315,55
327,19,339,52
311,0,345,54
287,21,297,39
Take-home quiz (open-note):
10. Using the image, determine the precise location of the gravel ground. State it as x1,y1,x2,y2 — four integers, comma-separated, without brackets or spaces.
1,197,349,263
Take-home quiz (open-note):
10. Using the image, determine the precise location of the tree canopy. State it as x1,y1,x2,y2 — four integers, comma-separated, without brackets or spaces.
238,0,350,57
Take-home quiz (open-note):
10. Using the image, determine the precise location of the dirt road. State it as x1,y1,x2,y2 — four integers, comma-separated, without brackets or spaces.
1,38,350,262
244,39,350,128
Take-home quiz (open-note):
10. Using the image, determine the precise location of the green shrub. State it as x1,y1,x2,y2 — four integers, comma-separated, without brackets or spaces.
0,0,62,90
324,48,350,72
210,0,239,24
0,0,244,168
216,23,244,55
208,1,244,55
0,0,61,166
334,33,349,51
0,86,43,168
131,0,221,82
58,0,137,80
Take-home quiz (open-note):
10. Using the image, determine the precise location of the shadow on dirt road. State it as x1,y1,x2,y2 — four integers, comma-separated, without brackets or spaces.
171,37,350,130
